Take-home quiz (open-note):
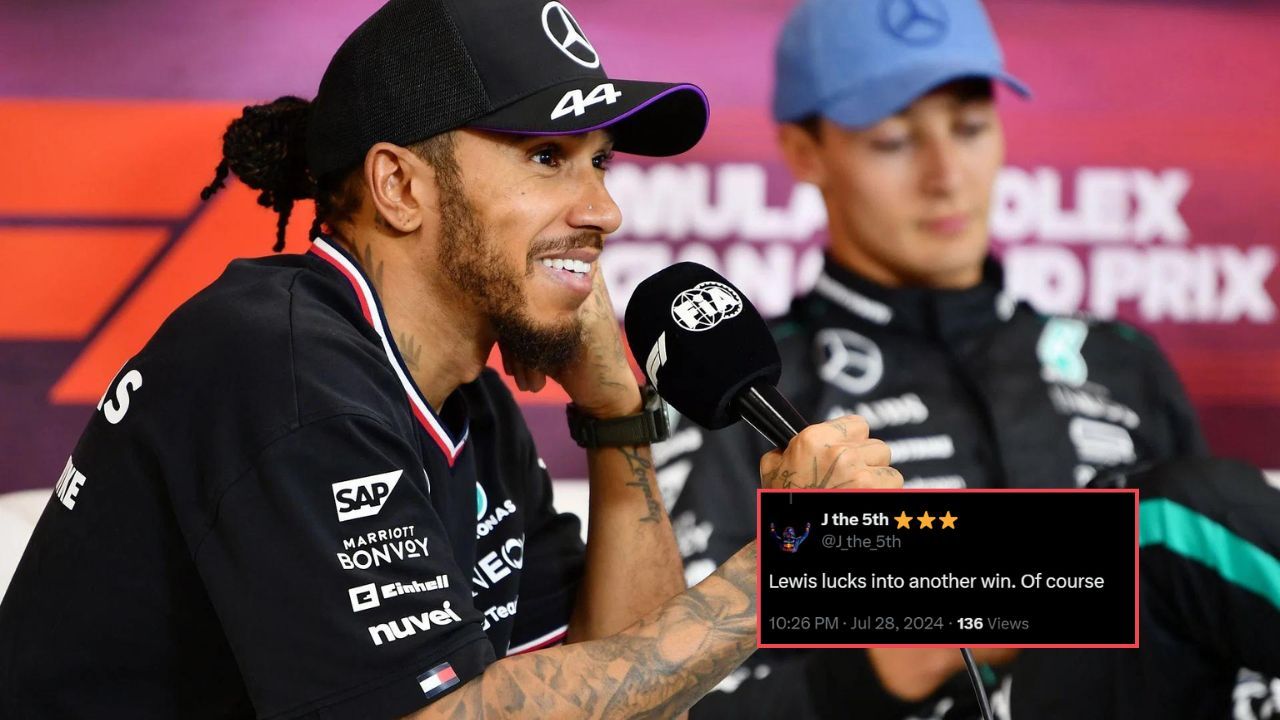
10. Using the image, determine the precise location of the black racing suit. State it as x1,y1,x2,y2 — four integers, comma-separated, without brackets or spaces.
1013,457,1280,719
0,239,586,718
654,256,1271,718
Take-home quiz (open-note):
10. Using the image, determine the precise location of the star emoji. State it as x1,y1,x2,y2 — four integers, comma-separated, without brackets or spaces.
940,511,957,529
894,511,913,529
917,511,935,529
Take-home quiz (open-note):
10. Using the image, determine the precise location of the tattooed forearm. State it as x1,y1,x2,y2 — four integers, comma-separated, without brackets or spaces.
414,543,760,720
619,446,663,524
574,428,682,643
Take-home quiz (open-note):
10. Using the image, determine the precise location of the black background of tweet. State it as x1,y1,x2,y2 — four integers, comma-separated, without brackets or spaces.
758,490,1136,646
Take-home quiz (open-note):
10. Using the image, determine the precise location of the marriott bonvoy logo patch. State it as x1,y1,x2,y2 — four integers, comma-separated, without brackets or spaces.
332,470,402,522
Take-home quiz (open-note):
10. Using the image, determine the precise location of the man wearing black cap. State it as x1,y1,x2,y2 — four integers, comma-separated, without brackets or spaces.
0,0,902,717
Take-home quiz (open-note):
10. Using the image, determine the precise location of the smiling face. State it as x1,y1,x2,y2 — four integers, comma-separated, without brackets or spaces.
434,128,621,371
780,79,1005,289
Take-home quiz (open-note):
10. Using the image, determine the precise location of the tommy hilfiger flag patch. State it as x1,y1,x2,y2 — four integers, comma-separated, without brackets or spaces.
417,662,460,699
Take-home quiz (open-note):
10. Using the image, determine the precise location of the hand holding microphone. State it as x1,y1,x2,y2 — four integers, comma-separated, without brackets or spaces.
623,262,901,491
626,263,1001,720
757,415,899,490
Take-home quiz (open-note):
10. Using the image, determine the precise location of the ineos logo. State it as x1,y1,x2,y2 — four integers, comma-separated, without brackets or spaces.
815,328,884,395
878,0,949,46
542,2,600,69
671,282,743,332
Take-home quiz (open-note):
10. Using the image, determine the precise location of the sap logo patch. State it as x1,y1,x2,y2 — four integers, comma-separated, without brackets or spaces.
332,470,403,522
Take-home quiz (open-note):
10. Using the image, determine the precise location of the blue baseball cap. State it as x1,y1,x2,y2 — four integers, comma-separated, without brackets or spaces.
773,0,1029,128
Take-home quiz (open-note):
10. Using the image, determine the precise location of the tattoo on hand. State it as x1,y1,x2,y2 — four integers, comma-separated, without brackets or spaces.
815,448,847,488
763,466,798,488
764,448,858,489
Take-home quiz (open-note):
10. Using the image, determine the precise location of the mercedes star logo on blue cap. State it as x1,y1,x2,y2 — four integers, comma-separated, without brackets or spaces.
879,0,950,47
772,0,1030,129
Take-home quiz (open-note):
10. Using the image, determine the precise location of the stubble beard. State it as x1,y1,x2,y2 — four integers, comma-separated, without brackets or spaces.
435,183,583,375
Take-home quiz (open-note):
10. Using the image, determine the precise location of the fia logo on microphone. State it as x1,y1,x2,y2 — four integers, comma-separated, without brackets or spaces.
671,282,743,332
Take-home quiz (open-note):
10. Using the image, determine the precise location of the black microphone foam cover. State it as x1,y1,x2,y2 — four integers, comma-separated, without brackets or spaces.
624,262,781,430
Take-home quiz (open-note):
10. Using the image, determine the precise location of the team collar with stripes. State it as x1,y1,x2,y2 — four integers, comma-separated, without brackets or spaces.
309,236,469,466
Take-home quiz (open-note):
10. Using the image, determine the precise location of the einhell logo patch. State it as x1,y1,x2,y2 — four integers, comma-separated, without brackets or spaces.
332,470,402,522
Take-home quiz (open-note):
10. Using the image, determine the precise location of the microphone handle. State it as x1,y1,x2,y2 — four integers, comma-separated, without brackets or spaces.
734,381,995,720
732,383,808,449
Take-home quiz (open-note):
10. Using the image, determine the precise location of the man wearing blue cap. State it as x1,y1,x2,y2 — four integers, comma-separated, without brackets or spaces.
655,0,1230,717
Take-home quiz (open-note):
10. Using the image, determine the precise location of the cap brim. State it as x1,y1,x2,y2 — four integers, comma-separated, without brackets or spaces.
821,65,1030,130
470,79,709,157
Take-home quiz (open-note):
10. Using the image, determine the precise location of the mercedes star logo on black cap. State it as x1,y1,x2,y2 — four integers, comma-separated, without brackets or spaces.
306,0,709,178
542,2,600,69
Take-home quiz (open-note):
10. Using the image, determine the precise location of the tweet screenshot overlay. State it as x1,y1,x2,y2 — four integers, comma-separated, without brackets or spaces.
758,489,1138,648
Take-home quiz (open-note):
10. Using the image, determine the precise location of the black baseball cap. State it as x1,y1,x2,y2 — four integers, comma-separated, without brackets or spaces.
306,0,710,181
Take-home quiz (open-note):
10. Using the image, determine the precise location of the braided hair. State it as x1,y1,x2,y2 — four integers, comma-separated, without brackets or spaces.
200,96,329,251
200,96,457,251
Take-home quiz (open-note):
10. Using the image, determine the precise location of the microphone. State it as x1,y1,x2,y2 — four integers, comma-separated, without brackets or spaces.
626,264,996,720
624,262,994,720
623,262,807,448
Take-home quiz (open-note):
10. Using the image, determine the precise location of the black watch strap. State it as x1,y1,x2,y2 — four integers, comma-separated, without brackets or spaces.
566,386,671,448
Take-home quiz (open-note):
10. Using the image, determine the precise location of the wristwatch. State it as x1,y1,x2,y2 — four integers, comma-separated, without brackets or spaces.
566,385,671,448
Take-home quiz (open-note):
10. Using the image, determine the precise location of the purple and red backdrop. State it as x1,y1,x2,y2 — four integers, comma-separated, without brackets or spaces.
2,0,1278,492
